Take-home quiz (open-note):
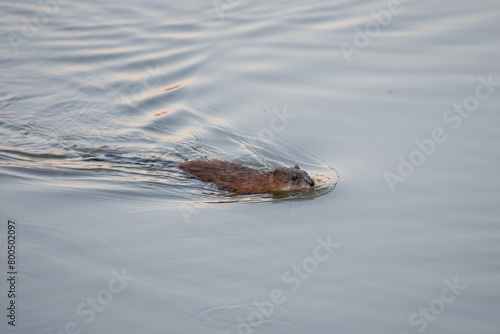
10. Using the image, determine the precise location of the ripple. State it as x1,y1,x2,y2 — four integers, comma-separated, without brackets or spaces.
194,302,291,333
0,0,345,204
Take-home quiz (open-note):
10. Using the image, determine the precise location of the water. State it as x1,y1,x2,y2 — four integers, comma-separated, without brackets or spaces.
1,0,500,333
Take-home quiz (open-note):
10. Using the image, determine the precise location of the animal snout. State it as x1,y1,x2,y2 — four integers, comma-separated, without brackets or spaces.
304,174,315,187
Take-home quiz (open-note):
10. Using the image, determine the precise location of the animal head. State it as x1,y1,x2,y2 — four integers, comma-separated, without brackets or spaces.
271,165,315,191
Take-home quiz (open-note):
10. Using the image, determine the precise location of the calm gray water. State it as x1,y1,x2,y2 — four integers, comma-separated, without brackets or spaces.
1,0,499,333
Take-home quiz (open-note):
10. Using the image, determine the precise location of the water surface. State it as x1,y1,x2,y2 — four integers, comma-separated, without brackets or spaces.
1,0,500,333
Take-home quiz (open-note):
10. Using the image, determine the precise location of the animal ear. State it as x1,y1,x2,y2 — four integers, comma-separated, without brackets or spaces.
294,165,300,170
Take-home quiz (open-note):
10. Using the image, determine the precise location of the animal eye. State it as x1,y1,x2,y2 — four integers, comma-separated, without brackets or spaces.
291,176,298,181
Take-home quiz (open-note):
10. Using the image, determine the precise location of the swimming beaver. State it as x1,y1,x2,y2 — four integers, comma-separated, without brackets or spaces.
179,160,315,194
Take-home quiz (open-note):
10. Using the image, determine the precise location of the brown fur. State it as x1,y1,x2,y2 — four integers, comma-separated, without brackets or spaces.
179,160,315,194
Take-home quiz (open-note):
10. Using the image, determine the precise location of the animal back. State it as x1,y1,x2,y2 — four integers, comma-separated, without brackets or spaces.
179,160,270,193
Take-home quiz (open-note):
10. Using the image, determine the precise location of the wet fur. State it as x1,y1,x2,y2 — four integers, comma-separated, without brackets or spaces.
179,160,314,194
